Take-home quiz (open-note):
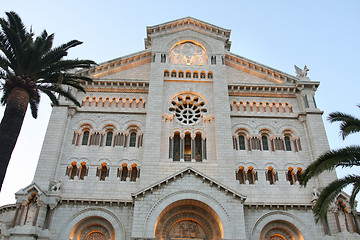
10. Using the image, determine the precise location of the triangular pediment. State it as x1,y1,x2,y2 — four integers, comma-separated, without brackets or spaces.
131,166,246,201
145,17,231,50
15,182,44,196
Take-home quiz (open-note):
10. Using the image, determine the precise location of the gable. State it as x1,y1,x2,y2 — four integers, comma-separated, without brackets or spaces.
145,17,231,50
132,167,246,201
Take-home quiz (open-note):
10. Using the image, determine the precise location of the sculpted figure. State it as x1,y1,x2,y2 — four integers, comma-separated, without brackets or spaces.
50,180,62,192
294,65,309,78
312,186,320,201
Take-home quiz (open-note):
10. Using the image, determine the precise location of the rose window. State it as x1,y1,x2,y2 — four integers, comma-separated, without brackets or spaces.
169,94,207,125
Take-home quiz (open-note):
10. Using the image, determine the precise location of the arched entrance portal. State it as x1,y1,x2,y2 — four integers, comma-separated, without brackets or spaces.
260,220,303,240
154,199,222,240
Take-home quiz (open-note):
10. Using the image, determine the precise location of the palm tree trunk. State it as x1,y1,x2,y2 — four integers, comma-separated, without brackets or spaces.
0,87,29,191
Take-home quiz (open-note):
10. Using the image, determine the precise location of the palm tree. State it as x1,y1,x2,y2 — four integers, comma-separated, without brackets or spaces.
300,107,360,222
0,11,95,191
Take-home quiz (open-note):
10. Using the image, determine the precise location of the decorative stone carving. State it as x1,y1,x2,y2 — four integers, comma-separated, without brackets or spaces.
49,180,62,192
311,186,320,202
294,65,309,78
169,42,207,65
167,220,207,239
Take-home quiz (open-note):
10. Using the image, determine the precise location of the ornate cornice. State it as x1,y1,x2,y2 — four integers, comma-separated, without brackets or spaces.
244,203,313,211
78,50,152,78
226,53,298,84
59,198,133,207
83,80,149,93
228,84,297,98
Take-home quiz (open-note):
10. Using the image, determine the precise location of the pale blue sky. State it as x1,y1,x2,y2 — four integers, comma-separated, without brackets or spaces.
0,0,359,206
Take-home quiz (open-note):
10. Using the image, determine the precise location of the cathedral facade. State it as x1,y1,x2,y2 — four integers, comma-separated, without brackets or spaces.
0,17,359,240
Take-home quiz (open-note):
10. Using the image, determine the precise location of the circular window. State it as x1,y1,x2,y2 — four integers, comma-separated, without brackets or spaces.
169,94,207,125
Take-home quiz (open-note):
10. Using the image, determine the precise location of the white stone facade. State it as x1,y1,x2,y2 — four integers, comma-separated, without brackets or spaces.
1,17,359,240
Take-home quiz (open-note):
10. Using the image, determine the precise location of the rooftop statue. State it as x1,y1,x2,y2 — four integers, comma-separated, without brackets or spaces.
294,65,309,78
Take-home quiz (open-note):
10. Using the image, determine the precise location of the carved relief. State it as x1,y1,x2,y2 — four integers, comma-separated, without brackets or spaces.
169,42,207,65
167,220,207,239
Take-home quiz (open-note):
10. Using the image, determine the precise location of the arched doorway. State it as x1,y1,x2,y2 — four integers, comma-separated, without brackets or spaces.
260,220,303,240
154,199,222,240
69,216,115,240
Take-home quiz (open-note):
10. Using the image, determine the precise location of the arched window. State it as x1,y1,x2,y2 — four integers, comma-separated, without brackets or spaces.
96,162,109,181
186,71,191,78
208,72,213,79
211,56,216,65
200,72,206,79
247,166,258,184
296,167,303,182
195,133,203,162
105,131,113,146
171,71,177,78
236,166,246,184
78,161,88,180
129,132,137,147
261,135,269,151
118,163,128,181
286,167,296,185
179,71,184,78
161,54,166,63
266,166,278,185
130,164,139,182
184,133,191,161
238,135,246,150
193,72,198,78
82,131,90,145
173,132,181,161
67,161,78,180
284,136,292,151
164,70,169,77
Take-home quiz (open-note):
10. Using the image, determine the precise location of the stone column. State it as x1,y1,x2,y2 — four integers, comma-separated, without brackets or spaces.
191,134,196,161
169,134,174,160
202,136,207,161
180,133,185,161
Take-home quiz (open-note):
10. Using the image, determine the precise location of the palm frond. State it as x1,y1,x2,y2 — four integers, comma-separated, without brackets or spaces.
300,146,360,186
40,88,59,106
37,85,81,107
0,84,10,105
328,112,360,139
350,180,360,207
313,175,360,222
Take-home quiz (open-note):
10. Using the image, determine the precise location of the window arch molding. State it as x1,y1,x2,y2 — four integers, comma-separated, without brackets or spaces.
96,158,111,166
165,37,212,57
122,120,144,132
265,162,279,169
171,128,206,137
233,128,250,151
167,91,209,107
